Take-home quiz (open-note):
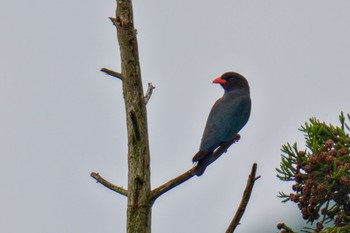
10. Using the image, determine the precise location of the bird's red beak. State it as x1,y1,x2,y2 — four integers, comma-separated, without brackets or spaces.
212,77,227,85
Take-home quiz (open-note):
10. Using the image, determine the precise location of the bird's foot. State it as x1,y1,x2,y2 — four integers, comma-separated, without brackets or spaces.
220,134,241,152
232,134,241,143
222,134,241,147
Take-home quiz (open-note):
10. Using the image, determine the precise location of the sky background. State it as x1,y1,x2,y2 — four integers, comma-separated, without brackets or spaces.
2,0,350,232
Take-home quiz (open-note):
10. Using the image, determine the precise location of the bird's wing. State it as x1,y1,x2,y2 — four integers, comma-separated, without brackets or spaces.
199,94,251,152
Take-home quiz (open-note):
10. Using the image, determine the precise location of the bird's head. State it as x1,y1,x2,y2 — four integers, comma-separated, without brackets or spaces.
212,72,249,92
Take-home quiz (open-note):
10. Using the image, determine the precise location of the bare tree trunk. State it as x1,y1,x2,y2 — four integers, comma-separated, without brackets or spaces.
115,1,151,232
92,1,259,233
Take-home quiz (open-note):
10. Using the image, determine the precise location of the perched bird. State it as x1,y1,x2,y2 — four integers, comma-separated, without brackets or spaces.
193,72,251,176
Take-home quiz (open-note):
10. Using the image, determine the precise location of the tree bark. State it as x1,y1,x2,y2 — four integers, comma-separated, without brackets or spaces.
91,2,259,233
115,1,151,232
226,163,259,233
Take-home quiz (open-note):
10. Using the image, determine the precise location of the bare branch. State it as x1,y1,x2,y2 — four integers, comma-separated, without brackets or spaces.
100,68,124,80
150,136,241,202
150,168,195,203
226,163,260,233
144,83,155,105
109,17,117,26
203,134,241,169
90,172,128,197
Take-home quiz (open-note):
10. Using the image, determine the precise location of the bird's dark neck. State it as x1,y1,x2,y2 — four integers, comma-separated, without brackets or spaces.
224,87,250,96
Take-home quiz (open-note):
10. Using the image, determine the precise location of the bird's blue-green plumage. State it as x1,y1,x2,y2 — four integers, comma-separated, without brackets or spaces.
193,72,251,176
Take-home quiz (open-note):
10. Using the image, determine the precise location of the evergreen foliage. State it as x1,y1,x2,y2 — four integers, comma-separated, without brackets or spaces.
277,113,350,233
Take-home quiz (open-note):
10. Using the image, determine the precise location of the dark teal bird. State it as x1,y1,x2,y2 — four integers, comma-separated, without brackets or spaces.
193,72,251,176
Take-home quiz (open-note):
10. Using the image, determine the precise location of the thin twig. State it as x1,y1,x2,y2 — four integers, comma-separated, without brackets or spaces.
150,137,241,202
225,163,260,233
144,83,155,105
100,68,124,80
276,223,297,233
109,17,117,26
90,172,128,197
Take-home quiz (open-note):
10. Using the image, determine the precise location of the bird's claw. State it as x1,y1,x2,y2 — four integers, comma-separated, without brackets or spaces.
232,134,241,143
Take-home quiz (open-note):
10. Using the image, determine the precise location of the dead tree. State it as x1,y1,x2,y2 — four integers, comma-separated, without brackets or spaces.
91,1,259,232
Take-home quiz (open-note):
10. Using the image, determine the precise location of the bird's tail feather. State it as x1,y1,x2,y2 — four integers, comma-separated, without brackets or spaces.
193,153,212,176
192,150,207,163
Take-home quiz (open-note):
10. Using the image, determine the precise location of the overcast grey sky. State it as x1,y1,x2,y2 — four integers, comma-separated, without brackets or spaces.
2,0,350,232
